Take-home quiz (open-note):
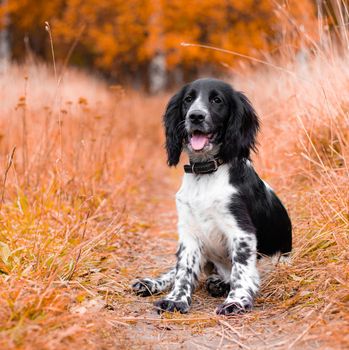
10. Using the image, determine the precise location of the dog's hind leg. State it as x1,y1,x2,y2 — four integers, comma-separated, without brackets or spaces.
204,262,230,298
206,274,230,297
132,268,176,297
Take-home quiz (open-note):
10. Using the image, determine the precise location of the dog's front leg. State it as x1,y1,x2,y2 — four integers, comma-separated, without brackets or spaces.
154,236,203,314
216,234,260,315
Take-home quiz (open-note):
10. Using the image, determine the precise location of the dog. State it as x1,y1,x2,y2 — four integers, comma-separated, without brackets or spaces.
132,78,292,315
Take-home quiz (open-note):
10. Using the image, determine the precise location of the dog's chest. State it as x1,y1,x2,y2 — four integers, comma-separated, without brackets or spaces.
176,165,237,257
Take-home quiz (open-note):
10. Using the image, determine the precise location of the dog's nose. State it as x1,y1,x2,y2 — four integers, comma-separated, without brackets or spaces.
189,111,206,124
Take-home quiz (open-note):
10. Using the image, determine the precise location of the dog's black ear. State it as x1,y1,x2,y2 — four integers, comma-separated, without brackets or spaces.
163,86,187,166
222,91,260,162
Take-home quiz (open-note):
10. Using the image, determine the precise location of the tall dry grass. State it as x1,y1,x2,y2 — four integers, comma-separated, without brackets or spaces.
0,63,169,348
232,48,349,347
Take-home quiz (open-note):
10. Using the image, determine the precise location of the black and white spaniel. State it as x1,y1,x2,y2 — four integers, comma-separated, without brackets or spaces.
132,78,292,315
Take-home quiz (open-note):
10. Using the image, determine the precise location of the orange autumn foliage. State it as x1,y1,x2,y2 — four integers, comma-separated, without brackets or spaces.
2,0,318,86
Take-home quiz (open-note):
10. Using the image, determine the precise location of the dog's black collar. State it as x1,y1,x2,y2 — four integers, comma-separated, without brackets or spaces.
184,158,224,175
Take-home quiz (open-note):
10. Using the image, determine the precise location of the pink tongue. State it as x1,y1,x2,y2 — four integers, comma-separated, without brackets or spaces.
190,134,208,151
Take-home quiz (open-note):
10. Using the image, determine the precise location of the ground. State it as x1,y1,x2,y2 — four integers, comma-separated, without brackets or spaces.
99,173,348,350
53,165,345,350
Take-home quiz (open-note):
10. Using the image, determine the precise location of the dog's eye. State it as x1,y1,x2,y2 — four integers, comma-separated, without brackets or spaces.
184,96,193,103
211,97,222,104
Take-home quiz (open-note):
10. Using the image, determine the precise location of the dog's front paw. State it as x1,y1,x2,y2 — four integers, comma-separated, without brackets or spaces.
216,299,253,315
132,278,157,297
154,299,190,314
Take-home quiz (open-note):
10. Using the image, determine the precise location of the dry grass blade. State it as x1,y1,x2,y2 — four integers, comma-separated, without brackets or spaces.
0,146,16,211
44,21,57,83
180,42,307,81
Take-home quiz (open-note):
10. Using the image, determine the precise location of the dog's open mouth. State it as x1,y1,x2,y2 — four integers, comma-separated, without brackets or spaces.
189,131,214,151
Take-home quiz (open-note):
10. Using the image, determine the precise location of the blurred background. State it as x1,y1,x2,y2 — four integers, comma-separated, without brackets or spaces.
0,0,329,92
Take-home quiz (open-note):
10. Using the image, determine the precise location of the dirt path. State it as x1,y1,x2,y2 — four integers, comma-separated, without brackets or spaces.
89,173,341,350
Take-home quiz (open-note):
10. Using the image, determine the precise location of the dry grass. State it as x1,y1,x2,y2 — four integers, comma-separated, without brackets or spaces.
0,63,169,348
233,49,349,348
0,48,349,348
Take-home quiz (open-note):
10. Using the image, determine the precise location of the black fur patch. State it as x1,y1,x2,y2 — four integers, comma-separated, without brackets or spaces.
229,159,292,257
233,247,251,266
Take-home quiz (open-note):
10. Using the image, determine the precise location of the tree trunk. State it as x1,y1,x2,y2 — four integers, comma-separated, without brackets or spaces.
149,51,167,94
148,0,167,94
0,0,10,72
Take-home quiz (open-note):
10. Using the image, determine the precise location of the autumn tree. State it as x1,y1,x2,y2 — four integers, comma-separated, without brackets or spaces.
3,0,318,89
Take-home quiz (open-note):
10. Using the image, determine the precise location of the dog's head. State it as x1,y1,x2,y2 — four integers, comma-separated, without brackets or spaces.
163,78,260,166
